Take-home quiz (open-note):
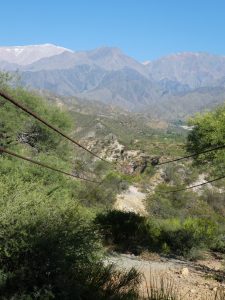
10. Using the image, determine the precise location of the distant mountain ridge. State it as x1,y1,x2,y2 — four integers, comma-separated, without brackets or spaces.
146,52,225,88
1,44,225,119
0,44,72,65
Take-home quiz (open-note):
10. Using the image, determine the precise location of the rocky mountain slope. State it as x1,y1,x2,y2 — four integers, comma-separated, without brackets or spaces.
146,52,225,88
1,44,225,118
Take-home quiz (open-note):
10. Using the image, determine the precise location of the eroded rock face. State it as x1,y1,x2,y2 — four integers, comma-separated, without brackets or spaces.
121,150,149,174
80,133,149,174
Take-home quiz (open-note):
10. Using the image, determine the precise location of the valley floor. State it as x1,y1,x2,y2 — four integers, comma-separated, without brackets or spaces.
111,180,225,299
106,252,225,299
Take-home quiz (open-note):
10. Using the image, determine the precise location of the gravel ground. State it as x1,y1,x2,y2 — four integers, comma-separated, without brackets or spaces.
105,252,225,299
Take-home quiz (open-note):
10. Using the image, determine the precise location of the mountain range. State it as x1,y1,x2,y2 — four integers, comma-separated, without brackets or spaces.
1,44,225,119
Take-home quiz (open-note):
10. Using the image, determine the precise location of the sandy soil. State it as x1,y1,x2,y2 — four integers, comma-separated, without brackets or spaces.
114,185,147,216
106,252,225,299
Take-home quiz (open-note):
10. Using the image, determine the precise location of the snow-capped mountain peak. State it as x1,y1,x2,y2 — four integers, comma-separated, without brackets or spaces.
142,60,151,66
0,44,73,65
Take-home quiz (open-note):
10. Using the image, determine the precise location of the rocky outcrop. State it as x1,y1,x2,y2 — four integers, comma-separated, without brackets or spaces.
80,133,149,174
121,150,149,174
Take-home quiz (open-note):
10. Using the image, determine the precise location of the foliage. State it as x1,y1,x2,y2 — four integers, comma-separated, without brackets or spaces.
147,186,204,219
202,189,225,217
95,210,151,254
187,104,225,175
0,86,72,156
0,79,141,299
80,171,129,209
1,73,225,298
162,163,199,186
0,185,141,299
142,273,181,300
96,210,221,258
159,217,219,257
0,186,98,298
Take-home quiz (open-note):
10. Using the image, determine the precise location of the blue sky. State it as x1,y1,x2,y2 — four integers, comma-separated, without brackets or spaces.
1,0,225,61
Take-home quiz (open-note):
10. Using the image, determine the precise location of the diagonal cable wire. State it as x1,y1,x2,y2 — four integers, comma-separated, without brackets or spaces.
0,146,100,183
0,90,111,165
156,174,225,193
157,144,225,166
79,177,107,202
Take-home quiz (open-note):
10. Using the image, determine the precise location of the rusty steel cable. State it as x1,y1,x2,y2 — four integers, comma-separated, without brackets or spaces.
79,177,108,202
0,146,101,183
156,174,225,193
156,144,225,166
0,90,111,165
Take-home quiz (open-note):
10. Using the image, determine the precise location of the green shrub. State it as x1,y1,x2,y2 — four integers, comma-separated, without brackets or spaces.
80,172,129,209
0,81,142,299
159,217,219,256
95,210,147,253
0,185,96,298
142,273,181,300
146,188,198,219
187,104,225,176
96,211,220,258
202,189,225,216
0,185,141,299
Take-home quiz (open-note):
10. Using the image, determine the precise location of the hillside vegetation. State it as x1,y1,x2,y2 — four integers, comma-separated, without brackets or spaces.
0,73,224,299
0,76,141,299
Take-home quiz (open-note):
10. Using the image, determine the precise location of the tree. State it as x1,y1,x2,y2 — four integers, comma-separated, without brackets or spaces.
186,104,225,176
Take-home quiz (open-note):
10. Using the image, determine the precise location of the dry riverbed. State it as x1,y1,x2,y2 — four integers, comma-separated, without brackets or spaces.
105,252,225,299
112,181,225,299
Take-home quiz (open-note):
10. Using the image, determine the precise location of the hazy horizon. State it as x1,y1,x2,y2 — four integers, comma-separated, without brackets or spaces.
1,43,225,63
1,0,225,61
